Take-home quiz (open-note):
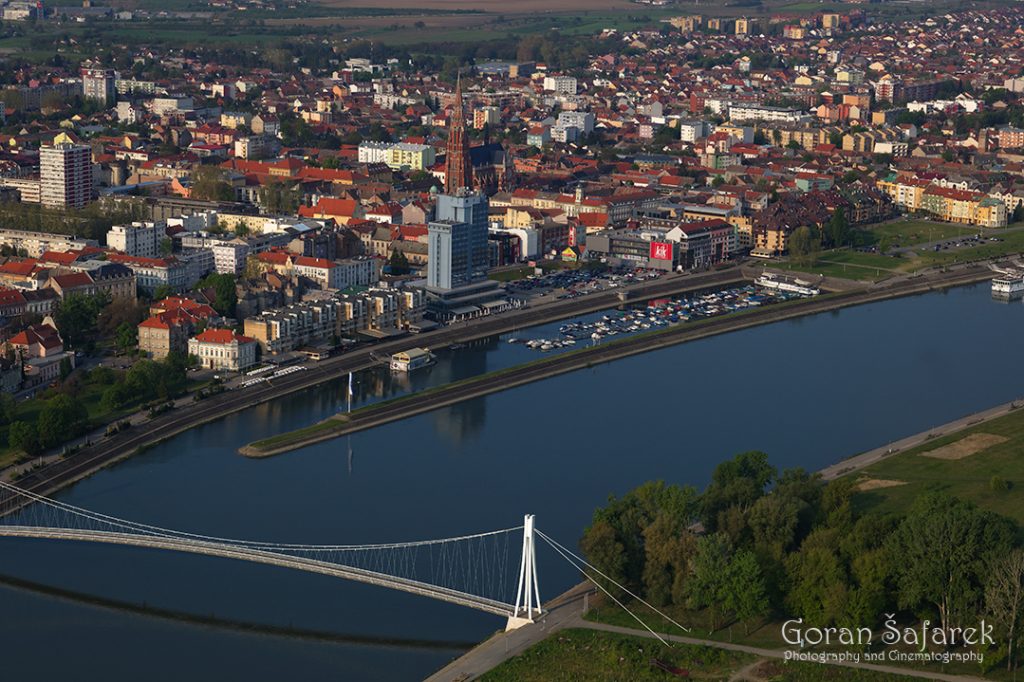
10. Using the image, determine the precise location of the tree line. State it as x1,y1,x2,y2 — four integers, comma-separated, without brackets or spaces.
581,451,1024,671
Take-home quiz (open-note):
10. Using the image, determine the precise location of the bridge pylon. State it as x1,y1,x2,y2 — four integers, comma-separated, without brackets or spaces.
506,513,542,631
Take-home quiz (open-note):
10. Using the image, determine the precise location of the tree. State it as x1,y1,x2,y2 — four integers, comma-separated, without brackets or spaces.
198,273,237,317
1013,203,1024,224
151,284,174,301
0,392,15,426
189,166,235,202
8,420,39,456
987,549,1024,671
115,321,137,353
259,180,300,215
55,292,111,349
700,451,775,533
825,207,850,249
37,394,89,449
642,512,695,607
888,494,1015,633
725,549,770,633
580,518,629,598
787,226,820,267
388,248,411,275
686,532,734,632
159,237,173,256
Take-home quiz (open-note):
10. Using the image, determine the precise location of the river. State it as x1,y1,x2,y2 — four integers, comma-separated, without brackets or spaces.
1,283,1022,681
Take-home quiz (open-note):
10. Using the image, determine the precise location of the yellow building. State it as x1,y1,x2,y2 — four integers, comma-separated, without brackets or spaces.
384,143,436,171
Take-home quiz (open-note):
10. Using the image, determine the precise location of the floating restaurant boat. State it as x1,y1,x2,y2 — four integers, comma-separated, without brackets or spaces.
390,348,436,372
755,272,821,297
992,273,1024,300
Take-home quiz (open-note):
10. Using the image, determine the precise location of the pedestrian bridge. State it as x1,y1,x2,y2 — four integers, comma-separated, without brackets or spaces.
0,480,544,629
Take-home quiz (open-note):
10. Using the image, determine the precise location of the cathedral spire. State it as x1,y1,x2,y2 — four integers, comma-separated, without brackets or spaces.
444,72,473,194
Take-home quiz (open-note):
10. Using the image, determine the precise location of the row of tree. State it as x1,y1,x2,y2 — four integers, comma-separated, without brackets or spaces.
581,452,1024,670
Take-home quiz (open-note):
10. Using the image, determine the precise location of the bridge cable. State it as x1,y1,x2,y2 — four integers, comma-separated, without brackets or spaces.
536,529,691,635
0,481,520,552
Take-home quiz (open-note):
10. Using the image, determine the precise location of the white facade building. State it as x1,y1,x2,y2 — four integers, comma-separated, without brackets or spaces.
107,221,164,258
188,329,257,372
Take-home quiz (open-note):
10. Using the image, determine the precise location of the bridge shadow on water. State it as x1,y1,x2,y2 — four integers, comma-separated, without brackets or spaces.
0,572,477,652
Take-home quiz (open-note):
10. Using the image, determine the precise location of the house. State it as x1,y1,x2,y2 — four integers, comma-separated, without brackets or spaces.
9,322,74,387
188,328,257,372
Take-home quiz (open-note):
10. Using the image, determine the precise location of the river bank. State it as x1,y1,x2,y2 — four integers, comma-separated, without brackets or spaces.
1,278,1019,682
241,264,994,458
0,267,747,508
428,372,1024,681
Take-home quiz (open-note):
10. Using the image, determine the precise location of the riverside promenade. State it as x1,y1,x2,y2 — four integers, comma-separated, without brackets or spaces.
242,264,994,457
1,267,747,503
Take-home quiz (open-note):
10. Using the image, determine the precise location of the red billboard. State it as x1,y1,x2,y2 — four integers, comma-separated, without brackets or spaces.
649,241,673,261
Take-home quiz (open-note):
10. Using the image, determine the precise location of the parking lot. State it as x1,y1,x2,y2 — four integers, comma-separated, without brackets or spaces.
505,267,664,302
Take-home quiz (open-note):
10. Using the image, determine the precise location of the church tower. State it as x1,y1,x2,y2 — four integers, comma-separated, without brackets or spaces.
444,74,473,194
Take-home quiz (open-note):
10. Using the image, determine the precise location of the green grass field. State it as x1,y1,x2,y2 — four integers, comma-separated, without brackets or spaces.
869,219,978,248
480,628,752,681
851,406,1024,527
481,626,922,681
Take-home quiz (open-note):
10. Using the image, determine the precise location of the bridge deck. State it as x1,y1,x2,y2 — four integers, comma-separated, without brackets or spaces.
0,526,517,618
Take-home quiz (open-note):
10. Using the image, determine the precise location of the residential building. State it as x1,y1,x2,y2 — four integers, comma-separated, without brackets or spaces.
107,221,164,258
81,68,115,106
40,143,93,209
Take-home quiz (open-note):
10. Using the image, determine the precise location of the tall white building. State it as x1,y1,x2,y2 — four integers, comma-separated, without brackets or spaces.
81,68,116,106
40,144,93,210
542,75,578,95
107,221,164,258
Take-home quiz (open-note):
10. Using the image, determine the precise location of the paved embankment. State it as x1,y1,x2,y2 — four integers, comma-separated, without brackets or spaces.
242,265,993,458
820,395,1024,480
0,268,746,509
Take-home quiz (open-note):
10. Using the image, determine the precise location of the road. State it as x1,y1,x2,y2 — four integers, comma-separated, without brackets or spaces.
0,267,747,507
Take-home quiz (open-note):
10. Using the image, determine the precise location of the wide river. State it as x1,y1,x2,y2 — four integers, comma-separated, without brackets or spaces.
1,283,1022,681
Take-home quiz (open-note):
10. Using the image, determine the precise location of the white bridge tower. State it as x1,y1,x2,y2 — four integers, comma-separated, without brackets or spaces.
506,514,542,631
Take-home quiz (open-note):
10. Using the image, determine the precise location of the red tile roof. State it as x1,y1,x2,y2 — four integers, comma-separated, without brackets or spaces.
193,329,255,344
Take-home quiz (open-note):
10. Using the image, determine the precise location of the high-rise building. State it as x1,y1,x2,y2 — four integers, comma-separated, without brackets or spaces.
40,144,93,210
82,68,116,106
428,191,489,290
444,75,473,194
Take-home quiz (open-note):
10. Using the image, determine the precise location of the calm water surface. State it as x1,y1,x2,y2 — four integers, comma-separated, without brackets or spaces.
1,283,1022,681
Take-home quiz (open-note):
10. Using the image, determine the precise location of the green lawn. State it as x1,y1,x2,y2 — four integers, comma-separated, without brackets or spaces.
769,250,906,281
488,266,534,282
850,405,1024,526
909,227,1024,269
481,626,922,681
868,219,978,248
480,628,752,681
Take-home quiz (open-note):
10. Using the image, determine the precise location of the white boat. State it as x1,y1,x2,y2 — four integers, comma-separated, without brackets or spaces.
992,275,1024,299
390,348,436,372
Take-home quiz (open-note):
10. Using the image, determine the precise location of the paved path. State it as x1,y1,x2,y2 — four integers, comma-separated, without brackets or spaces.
426,580,988,682
574,621,989,682
819,397,1024,480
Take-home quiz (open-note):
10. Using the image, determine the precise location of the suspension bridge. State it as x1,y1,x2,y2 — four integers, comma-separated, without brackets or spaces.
0,479,688,641
0,480,547,630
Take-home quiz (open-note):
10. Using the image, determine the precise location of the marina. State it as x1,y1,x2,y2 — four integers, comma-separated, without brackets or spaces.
507,284,810,352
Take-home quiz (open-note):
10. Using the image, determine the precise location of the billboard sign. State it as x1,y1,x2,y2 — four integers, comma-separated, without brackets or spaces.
649,241,673,261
